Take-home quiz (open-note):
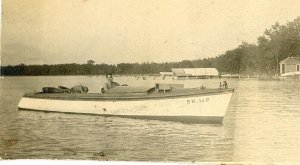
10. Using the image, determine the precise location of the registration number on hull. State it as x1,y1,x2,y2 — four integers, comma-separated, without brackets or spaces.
186,97,210,104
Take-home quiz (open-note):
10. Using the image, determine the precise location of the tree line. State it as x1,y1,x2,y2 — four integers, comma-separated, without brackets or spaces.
2,17,300,76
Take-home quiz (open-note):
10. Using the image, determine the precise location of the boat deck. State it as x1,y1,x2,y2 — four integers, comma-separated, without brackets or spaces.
23,88,234,101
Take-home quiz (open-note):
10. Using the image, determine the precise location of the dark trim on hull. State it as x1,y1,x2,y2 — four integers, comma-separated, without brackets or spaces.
18,108,224,124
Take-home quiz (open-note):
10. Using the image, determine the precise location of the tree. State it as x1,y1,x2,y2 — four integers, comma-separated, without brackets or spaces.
87,60,95,65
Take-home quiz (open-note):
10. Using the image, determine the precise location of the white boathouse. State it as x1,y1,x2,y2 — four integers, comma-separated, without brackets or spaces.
171,68,219,79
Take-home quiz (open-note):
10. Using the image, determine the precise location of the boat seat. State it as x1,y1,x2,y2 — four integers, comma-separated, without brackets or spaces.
155,83,184,93
106,86,154,94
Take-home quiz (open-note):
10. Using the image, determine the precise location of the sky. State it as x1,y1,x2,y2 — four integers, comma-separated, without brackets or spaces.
2,0,300,66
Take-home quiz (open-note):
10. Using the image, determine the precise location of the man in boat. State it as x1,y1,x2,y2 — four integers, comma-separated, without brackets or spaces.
101,73,127,93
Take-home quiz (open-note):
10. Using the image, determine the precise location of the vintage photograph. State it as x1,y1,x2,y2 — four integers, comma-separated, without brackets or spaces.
1,0,300,163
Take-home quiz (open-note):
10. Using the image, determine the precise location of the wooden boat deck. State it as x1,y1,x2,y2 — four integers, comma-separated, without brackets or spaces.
23,88,234,101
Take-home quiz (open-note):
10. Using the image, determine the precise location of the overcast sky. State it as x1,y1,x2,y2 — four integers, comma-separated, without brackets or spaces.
2,0,300,66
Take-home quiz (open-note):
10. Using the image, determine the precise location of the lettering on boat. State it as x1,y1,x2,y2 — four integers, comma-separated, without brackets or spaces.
186,97,210,104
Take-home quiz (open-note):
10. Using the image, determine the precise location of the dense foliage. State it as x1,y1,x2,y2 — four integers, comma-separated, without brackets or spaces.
2,17,300,76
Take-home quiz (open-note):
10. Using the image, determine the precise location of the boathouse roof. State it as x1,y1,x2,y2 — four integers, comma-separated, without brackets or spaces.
171,68,219,76
279,57,300,65
171,68,186,76
159,72,174,76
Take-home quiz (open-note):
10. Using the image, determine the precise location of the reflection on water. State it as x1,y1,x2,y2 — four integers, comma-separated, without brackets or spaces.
0,76,299,162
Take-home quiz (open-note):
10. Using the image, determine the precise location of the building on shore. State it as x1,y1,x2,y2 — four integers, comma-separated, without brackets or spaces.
279,57,300,76
171,68,219,79
159,72,174,76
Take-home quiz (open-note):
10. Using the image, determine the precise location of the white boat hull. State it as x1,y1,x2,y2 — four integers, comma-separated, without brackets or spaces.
18,91,233,123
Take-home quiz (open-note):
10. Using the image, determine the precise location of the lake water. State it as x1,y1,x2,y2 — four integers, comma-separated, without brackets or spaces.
0,76,300,162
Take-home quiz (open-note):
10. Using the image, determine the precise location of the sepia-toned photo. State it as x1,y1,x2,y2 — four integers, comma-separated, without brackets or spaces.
1,0,300,164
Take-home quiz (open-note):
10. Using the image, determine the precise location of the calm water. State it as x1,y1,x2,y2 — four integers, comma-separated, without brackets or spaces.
0,76,299,162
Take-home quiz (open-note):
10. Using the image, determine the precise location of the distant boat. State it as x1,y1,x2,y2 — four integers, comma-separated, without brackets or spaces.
18,84,234,124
